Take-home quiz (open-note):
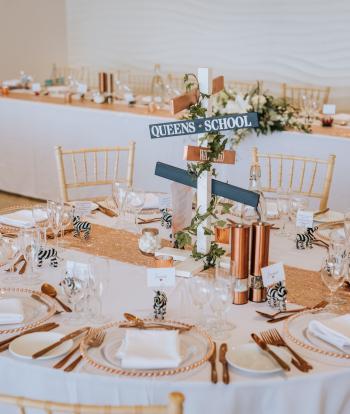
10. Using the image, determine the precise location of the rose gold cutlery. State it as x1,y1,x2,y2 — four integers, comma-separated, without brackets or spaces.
251,333,290,371
96,203,117,217
32,327,89,359
256,307,308,319
266,300,328,323
137,217,161,225
219,343,230,384
0,322,59,352
209,342,218,384
261,329,312,372
122,313,192,333
53,337,86,369
41,283,72,312
314,207,330,217
64,329,106,372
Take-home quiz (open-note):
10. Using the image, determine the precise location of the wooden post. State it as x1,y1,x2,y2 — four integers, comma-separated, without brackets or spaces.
196,68,213,255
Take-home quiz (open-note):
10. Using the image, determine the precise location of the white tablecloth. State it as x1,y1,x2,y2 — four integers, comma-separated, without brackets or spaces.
0,212,348,414
0,97,350,211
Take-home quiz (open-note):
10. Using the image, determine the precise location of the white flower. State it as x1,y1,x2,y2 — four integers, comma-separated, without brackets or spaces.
225,94,252,114
251,94,267,110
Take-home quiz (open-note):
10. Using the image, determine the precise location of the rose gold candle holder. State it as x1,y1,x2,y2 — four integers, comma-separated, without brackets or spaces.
154,255,174,268
230,224,250,279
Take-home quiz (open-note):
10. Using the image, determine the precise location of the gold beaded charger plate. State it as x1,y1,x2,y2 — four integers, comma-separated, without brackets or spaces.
284,309,350,365
80,320,214,377
0,287,56,335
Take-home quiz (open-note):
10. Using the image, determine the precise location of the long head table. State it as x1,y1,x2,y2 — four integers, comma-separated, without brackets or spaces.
0,212,349,414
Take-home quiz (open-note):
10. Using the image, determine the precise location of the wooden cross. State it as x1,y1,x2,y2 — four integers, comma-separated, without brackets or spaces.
170,68,235,255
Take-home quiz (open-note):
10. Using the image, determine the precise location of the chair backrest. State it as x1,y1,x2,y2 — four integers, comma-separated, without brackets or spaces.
0,392,185,414
252,147,336,210
226,80,263,95
281,83,330,109
55,142,135,202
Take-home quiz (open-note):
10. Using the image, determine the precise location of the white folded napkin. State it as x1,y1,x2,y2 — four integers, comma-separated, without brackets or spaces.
308,314,350,352
0,299,24,325
333,113,350,124
0,209,42,228
117,329,181,369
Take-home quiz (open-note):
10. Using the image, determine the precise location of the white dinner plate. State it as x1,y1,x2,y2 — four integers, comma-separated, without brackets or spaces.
226,343,291,374
314,210,344,223
9,332,73,360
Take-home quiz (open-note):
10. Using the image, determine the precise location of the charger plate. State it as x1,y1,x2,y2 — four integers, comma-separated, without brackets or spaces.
284,309,350,360
0,287,56,334
0,205,36,235
80,320,214,377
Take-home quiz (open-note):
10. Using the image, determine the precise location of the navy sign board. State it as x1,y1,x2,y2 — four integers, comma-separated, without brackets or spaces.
149,112,259,139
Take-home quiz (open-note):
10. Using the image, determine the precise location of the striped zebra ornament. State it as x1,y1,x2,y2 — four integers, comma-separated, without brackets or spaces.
296,226,318,250
37,247,58,268
267,281,288,310
153,290,167,319
160,209,172,230
72,216,91,240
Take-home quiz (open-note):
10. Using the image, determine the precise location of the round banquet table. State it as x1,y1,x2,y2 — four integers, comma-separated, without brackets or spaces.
0,212,349,414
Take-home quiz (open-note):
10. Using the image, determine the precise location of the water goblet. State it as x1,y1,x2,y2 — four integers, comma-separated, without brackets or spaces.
0,237,21,284
18,228,42,285
47,201,63,253
125,189,145,230
320,255,347,311
112,182,129,228
31,204,49,245
276,188,291,237
189,276,211,327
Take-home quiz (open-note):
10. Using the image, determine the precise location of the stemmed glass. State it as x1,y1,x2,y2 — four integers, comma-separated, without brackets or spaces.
31,204,49,245
47,201,63,253
0,237,21,283
59,205,73,248
289,194,309,238
18,228,42,285
87,257,110,324
277,188,291,237
189,276,211,327
320,255,347,311
125,190,145,230
112,183,129,228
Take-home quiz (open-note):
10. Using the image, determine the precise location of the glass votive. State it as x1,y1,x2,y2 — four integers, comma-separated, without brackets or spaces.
232,277,248,305
138,228,160,256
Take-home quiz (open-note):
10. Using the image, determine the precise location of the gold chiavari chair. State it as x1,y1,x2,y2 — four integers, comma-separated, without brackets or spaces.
252,147,336,210
0,392,185,414
281,83,331,109
55,143,135,202
226,80,263,95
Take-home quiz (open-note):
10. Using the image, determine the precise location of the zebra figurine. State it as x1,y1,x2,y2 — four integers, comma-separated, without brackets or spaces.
267,282,288,310
37,247,58,268
160,209,172,230
153,290,167,319
73,215,91,240
296,226,318,250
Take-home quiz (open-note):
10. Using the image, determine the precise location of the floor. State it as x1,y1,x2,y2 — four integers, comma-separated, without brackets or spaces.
0,191,40,209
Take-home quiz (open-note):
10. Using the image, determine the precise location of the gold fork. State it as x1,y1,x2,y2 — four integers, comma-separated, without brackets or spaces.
261,329,313,372
64,329,106,372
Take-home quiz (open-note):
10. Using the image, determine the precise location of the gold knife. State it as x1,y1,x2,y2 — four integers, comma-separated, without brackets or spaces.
96,203,117,217
32,327,89,359
209,342,218,384
0,322,59,352
251,333,290,371
219,343,230,384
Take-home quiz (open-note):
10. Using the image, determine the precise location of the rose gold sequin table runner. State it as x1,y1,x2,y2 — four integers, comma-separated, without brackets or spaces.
63,224,350,308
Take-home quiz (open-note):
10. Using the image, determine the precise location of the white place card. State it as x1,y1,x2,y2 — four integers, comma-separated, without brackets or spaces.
159,194,171,210
261,262,285,287
73,201,94,217
147,267,176,288
323,104,336,115
296,209,314,228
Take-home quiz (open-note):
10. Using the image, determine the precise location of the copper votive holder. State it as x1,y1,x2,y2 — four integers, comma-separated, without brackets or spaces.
98,72,107,94
233,290,248,305
230,224,250,279
249,287,267,302
154,255,173,268
215,225,231,244
250,222,270,276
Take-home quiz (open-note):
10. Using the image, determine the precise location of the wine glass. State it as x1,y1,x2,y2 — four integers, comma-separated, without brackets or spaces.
112,182,129,227
189,276,211,327
87,257,110,324
47,201,63,253
0,237,21,283
31,204,49,245
289,194,309,237
125,190,145,229
277,188,291,237
60,205,73,247
18,228,42,285
320,255,347,311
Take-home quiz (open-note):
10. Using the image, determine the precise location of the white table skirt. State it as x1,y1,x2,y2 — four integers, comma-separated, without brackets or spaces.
0,97,350,211
0,213,347,414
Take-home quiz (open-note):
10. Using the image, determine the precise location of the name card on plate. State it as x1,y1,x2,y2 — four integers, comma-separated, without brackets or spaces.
147,267,176,288
296,210,314,228
73,201,94,217
261,262,285,287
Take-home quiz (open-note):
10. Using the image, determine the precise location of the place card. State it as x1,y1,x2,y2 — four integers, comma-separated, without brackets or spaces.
147,267,176,288
323,104,336,115
73,201,94,217
296,209,314,228
261,262,285,287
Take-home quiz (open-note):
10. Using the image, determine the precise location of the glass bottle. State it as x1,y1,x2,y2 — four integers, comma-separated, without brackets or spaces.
243,163,266,222
151,64,165,109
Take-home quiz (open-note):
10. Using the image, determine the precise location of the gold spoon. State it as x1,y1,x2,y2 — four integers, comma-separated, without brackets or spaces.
41,283,72,312
123,313,191,332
